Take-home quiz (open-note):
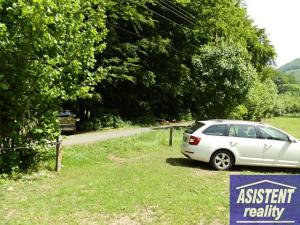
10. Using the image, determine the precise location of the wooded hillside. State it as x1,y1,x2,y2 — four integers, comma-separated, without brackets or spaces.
278,58,300,82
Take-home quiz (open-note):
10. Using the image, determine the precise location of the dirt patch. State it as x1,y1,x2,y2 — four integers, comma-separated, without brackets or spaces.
192,168,217,177
109,207,156,225
217,206,227,212
68,206,156,224
68,210,106,225
108,154,127,164
3,209,18,221
229,171,243,175
209,219,226,225
108,154,148,164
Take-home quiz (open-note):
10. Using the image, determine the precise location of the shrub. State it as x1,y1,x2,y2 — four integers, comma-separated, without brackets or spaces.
78,113,130,131
178,111,193,121
228,105,248,120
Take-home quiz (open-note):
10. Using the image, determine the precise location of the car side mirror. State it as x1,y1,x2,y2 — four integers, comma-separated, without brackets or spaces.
288,136,296,143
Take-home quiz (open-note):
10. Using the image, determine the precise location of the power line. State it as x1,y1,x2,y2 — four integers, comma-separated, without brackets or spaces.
158,1,196,26
114,25,144,38
161,0,196,20
157,2,196,26
143,5,187,30
112,24,182,53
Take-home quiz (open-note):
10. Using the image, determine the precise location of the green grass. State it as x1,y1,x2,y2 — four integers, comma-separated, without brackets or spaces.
1,117,300,225
264,117,300,139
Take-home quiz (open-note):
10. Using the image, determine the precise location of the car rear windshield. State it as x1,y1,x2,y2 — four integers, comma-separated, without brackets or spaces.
185,122,205,134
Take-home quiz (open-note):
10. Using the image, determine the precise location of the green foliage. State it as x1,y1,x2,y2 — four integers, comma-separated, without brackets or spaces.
0,0,107,172
191,43,256,119
286,70,300,83
133,115,157,125
273,72,297,93
1,0,278,171
228,105,248,120
245,78,277,121
78,113,129,131
178,111,193,121
82,0,276,123
274,94,300,116
272,67,300,117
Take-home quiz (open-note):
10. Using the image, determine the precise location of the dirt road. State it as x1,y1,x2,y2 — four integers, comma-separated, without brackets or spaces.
62,122,191,146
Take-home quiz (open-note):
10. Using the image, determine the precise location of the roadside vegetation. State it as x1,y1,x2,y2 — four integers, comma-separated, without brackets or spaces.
0,0,278,173
1,0,300,175
0,117,299,225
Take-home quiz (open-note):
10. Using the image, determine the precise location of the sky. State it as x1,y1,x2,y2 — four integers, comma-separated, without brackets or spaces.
244,0,300,67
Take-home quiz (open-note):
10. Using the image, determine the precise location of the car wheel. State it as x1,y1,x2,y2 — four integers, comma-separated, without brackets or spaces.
210,150,234,171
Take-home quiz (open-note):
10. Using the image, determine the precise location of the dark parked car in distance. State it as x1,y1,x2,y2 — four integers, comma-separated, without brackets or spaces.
59,110,78,133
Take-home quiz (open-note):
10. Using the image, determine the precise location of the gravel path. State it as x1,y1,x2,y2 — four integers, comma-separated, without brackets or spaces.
62,122,191,146
62,128,153,146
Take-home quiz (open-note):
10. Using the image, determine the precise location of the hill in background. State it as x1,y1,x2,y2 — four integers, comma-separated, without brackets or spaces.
278,58,300,82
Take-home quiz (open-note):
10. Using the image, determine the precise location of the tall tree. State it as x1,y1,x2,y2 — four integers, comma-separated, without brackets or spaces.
88,0,275,121
191,43,256,119
0,0,107,172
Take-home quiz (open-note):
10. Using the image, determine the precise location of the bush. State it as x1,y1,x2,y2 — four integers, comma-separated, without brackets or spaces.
274,93,300,116
78,113,130,131
228,105,248,120
178,111,193,121
282,113,300,118
133,115,157,126
0,0,106,173
0,144,50,173
245,79,277,121
78,118,102,131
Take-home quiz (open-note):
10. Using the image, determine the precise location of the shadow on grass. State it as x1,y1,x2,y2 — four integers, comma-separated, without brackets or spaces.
166,157,212,171
233,165,300,174
166,157,300,174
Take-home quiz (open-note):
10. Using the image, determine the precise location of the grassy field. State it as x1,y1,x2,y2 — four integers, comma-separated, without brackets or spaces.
0,117,300,225
264,117,300,139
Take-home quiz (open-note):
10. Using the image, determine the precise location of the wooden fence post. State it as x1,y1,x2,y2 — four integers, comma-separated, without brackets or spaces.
55,136,62,172
169,127,173,146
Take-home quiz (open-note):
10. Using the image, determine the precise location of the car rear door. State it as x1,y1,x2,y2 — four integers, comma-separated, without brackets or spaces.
257,126,300,167
227,124,265,165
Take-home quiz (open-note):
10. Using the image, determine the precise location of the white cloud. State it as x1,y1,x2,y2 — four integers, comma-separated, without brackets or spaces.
243,0,300,67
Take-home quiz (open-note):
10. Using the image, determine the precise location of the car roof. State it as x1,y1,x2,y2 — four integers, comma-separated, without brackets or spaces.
198,119,265,126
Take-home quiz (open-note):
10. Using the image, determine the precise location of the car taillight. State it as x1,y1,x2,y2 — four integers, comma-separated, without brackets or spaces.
189,136,201,145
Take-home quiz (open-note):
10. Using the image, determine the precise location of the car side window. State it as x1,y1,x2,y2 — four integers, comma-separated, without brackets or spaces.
229,124,257,138
258,126,289,142
203,125,226,136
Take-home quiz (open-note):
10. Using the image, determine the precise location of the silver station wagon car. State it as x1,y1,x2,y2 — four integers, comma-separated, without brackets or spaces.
181,120,300,170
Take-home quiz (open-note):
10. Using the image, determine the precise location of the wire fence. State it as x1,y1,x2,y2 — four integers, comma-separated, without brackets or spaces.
0,136,62,151
0,137,63,172
0,124,190,171
0,141,62,150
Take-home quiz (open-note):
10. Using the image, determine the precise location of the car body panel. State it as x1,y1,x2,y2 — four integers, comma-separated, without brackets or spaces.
262,139,300,167
226,136,265,165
